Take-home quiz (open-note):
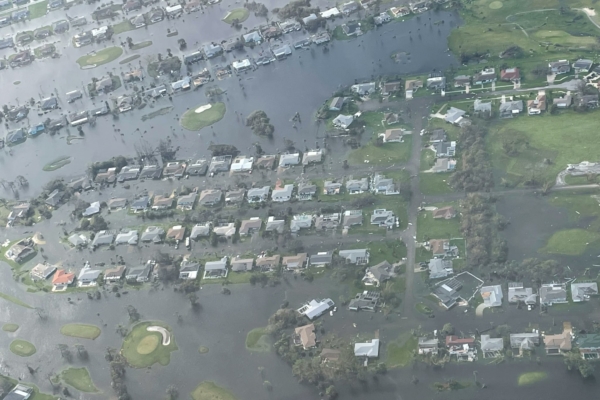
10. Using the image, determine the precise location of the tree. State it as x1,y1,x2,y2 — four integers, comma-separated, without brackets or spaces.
75,344,88,360
246,110,275,137
578,359,595,378
166,385,179,400
188,293,200,311
126,305,140,322
58,344,72,362
325,385,338,399
441,323,454,335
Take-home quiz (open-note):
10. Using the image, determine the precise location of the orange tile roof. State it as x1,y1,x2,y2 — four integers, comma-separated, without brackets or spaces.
52,269,75,285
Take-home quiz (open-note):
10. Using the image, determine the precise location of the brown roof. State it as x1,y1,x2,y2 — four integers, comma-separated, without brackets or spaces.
239,218,262,235
500,68,520,81
445,336,475,347
282,253,307,266
527,94,547,111
429,239,449,255
256,255,281,267
255,155,276,169
544,331,572,351
166,226,185,240
320,348,341,362
432,206,455,219
52,269,75,285
295,324,316,348
105,265,126,278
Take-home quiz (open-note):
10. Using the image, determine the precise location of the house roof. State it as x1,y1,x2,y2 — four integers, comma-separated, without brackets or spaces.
320,348,341,362
540,283,567,304
429,258,453,276
265,216,285,232
298,183,317,195
166,225,185,240
367,261,394,282
571,282,598,302
346,177,369,191
213,223,236,237
82,201,101,217
480,335,504,352
354,339,379,357
295,324,316,348
230,258,254,272
255,155,276,169
152,195,174,208
108,198,128,209
282,253,307,268
225,189,245,203
68,234,88,246
474,99,492,113
310,252,333,265
92,231,114,246
239,218,262,234
104,265,126,279
177,192,197,207
481,285,503,307
78,266,102,282
432,206,455,219
30,263,57,279
190,223,211,238
500,67,520,80
52,269,75,285
339,249,368,262
180,260,200,273
499,100,523,113
256,255,281,267
544,331,572,351
115,230,139,245
205,257,228,271
279,153,300,166
199,189,222,204
298,298,334,319
141,226,164,242
332,114,354,128
302,150,323,165
510,333,540,349
444,107,466,124
272,184,294,199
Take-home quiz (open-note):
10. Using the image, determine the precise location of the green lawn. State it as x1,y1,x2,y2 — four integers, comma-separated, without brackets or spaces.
29,1,48,19
564,174,599,185
518,371,548,386
488,111,600,186
10,339,36,357
43,156,71,172
245,327,270,352
121,321,177,368
2,323,19,332
112,20,135,34
358,111,385,130
420,173,453,196
60,324,101,340
386,334,417,368
59,368,98,393
348,136,412,166
415,303,433,315
416,206,461,241
191,381,237,400
540,229,600,255
119,55,140,64
548,191,600,232
222,8,249,23
180,103,226,131
0,291,33,308
76,47,123,68
202,271,254,284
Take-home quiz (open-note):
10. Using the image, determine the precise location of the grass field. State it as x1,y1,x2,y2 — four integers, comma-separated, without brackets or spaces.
540,229,600,255
386,333,417,368
245,327,270,352
2,323,19,332
191,381,237,400
43,156,71,172
76,47,123,68
119,55,140,64
518,371,548,386
60,323,101,340
10,339,36,357
112,20,135,34
488,110,600,186
59,368,98,393
348,136,412,166
415,303,433,315
420,172,453,196
29,0,48,19
548,191,600,233
416,205,461,241
121,321,177,368
180,103,226,131
0,291,33,308
222,8,249,24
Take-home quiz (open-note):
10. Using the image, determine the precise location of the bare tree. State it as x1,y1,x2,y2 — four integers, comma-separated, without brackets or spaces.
126,305,140,322
75,344,88,361
58,344,72,362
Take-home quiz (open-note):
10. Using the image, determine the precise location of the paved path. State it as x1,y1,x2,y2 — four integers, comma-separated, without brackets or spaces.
475,303,488,317
147,326,171,346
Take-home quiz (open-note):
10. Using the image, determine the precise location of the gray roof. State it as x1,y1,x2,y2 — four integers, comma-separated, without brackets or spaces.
130,196,150,210
199,189,222,205
272,184,294,200
91,231,114,247
139,165,162,179
354,339,379,357
177,192,197,207
428,258,453,279
203,43,223,58
540,283,567,305
571,282,598,302
367,261,394,282
225,189,245,203
265,217,285,233
298,183,317,195
247,186,270,201
115,230,139,245
180,260,200,273
279,153,300,166
480,335,504,352
432,281,461,309
499,100,523,113
140,226,164,242
310,252,333,265
346,177,369,192
243,31,262,43
126,263,152,280
205,257,228,271
190,223,211,239
444,107,466,124
68,234,88,246
45,189,64,207
186,160,208,175
474,99,492,113
510,333,540,350
338,249,368,263
231,258,254,272
78,266,102,282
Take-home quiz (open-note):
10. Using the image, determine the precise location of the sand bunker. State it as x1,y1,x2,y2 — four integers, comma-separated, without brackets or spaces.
195,104,212,113
147,326,171,345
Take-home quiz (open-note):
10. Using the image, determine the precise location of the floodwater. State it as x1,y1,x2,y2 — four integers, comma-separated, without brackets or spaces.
0,9,460,197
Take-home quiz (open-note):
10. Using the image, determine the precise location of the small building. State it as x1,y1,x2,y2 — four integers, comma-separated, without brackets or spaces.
370,209,396,228
82,202,101,217
294,324,316,349
68,234,89,247
426,76,446,90
428,258,453,279
473,68,496,84
30,263,57,281
573,59,593,73
279,153,301,167
77,264,102,287
115,230,139,245
433,141,456,158
539,283,567,306
371,174,398,195
418,337,439,355
151,194,174,210
297,183,317,200
429,239,458,258
302,149,323,165
553,93,572,108
239,218,262,236
272,44,292,59
309,252,333,267
91,231,114,247
348,290,380,311
231,257,254,272
320,348,341,363
117,165,141,182
453,75,471,87
4,384,33,400
500,67,520,82
474,99,492,114
527,92,547,115
166,225,185,241
163,161,187,177
297,298,335,320
104,265,126,282
429,129,447,143
432,279,461,309
381,81,401,96
444,107,466,125
544,324,572,356
480,335,504,358
354,339,379,358
507,282,536,304
141,226,164,243
571,281,598,302
379,128,408,143
139,165,162,180
186,160,208,176
179,260,200,280
199,189,222,206
255,255,281,271
225,189,245,205
255,155,276,170
338,249,369,265
315,213,341,231
346,177,369,194
177,193,197,210
282,253,308,270
576,333,600,359
351,82,376,96
342,21,362,37
272,183,294,202
343,210,363,228
126,262,153,283
45,189,64,208
213,223,236,237
510,333,540,354
481,285,503,307
549,60,570,74
243,31,262,44
499,100,523,118
362,261,395,287
190,223,211,239
231,156,254,173
323,181,342,195
332,114,354,129
247,186,270,203
290,214,313,233
232,59,252,73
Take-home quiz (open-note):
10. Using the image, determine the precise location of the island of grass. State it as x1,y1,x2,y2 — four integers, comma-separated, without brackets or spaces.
76,47,123,68
10,339,36,357
57,367,99,393
222,8,249,24
245,327,270,352
2,323,19,332
518,371,548,386
540,229,600,256
119,55,140,64
198,346,209,354
121,321,177,368
348,136,412,166
192,381,237,400
180,103,226,131
131,40,153,50
60,323,101,340
43,156,71,172
385,333,417,368
0,291,33,308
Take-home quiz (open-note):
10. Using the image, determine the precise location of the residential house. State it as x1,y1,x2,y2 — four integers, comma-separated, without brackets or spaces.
432,278,462,309
255,255,281,272
539,283,567,306
190,223,211,239
428,239,458,258
340,1,359,15
81,201,100,218
179,260,200,279
433,206,456,219
500,67,520,82
272,44,292,59
370,209,396,228
446,336,477,361
30,263,57,281
239,218,262,236
4,384,33,400
510,333,540,355
186,159,208,176
94,167,116,184
140,226,165,243
68,234,89,247
362,261,395,287
343,210,363,228
52,269,75,291
573,59,593,73
298,298,335,320
384,112,401,125
346,177,369,194
371,174,398,195
389,6,410,18
480,335,504,358
279,19,301,33
354,339,380,358
332,114,354,129
571,281,598,302
77,264,102,287
576,334,600,359
429,129,447,143
148,8,164,23
302,149,323,165
213,223,236,238
432,141,456,158
553,93,572,108
410,1,428,12
255,155,276,170
453,75,471,87
379,128,409,143
278,153,301,167
126,262,153,283
282,253,308,270
351,82,376,96
231,156,254,173
549,60,570,74
381,81,401,96
473,68,496,84
163,161,187,177
297,183,317,200
139,165,162,179
40,97,58,111
310,252,333,267
323,181,342,195
338,249,369,265
117,165,140,182
576,94,599,108
130,196,150,212
115,230,139,245
152,194,174,210
348,291,380,311
271,183,294,202
315,213,341,230
418,337,439,355
426,76,446,90
320,348,341,363
247,186,270,203
544,323,572,355
527,92,547,115
294,324,316,349
166,225,185,241
177,193,197,211
444,107,466,125
474,99,492,115
224,189,245,205
199,189,222,206
209,155,232,174
481,285,503,307
5,239,35,263
203,44,223,59
231,59,252,74
342,21,362,37
91,230,114,247
231,257,254,272
507,282,536,304
499,100,523,118
45,189,64,208
302,13,318,25
264,216,284,234
7,203,31,225
405,79,423,98
243,31,262,44
203,257,228,279
428,258,453,279
67,177,92,191
104,265,126,282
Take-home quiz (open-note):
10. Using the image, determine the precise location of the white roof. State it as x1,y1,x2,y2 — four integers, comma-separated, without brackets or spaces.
298,298,334,320
481,285,503,307
354,339,380,357
231,156,254,171
165,4,182,12
232,59,251,70
320,7,341,18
